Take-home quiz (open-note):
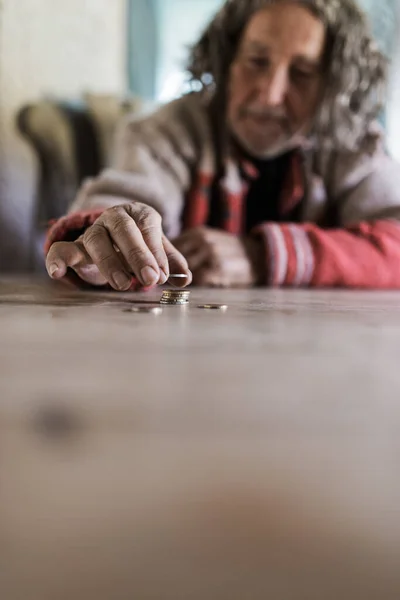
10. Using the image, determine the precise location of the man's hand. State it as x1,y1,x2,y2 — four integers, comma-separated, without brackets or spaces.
46,203,192,290
173,227,263,287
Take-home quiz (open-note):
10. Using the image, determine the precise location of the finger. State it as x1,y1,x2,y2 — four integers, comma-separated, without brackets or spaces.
173,228,214,273
101,206,163,287
46,241,89,279
82,224,135,291
163,236,192,287
193,267,223,287
173,226,206,244
74,263,108,286
46,240,108,287
133,206,170,284
172,228,205,255
182,246,210,273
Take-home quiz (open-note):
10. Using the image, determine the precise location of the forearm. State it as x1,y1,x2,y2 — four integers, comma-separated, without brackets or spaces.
252,220,400,289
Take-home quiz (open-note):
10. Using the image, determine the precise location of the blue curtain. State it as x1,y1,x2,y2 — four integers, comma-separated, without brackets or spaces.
127,0,158,100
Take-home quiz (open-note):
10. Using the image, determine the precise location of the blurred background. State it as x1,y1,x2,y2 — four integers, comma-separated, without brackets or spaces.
0,0,399,273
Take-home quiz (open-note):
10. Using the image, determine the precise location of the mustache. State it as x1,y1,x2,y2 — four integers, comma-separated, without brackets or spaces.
241,106,288,121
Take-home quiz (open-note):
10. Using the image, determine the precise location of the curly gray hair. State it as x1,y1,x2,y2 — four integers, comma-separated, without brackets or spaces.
187,0,388,154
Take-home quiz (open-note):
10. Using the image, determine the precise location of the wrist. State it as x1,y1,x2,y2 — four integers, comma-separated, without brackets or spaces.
243,236,265,286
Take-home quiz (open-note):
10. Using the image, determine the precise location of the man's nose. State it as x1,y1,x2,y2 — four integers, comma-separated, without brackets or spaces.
257,67,288,107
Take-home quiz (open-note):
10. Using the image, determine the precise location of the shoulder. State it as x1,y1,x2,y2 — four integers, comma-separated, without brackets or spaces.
120,92,211,141
315,123,400,197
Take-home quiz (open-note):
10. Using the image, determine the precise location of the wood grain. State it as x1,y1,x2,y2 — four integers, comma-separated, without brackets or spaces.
1,277,400,599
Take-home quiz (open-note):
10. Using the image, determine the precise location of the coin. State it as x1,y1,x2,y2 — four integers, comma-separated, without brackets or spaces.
160,294,189,299
168,274,190,288
162,289,190,294
197,304,228,310
159,298,189,305
160,289,191,305
161,294,190,300
161,292,190,298
124,306,163,314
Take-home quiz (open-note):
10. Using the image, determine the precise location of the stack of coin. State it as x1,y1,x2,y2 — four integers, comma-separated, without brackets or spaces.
160,289,191,305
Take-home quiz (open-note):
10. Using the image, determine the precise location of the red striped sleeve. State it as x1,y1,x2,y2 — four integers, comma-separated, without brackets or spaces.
253,220,400,289
44,209,106,254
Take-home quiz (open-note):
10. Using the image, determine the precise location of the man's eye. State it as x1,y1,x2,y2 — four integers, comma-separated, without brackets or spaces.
290,68,315,81
247,57,269,70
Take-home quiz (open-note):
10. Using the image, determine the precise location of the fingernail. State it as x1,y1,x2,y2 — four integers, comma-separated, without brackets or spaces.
49,263,60,277
141,266,159,286
112,271,131,290
158,268,169,285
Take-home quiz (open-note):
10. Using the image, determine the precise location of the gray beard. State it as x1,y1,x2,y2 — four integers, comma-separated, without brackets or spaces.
236,137,295,159
229,124,311,159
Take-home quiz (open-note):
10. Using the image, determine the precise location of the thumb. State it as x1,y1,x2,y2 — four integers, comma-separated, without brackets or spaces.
46,240,89,279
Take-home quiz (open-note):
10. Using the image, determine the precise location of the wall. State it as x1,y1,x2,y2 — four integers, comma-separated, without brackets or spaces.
154,0,223,101
0,0,127,271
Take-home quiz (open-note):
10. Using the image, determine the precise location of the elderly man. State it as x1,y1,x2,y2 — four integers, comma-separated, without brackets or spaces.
46,0,400,289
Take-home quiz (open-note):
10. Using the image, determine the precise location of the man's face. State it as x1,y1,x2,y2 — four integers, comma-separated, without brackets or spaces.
227,2,326,158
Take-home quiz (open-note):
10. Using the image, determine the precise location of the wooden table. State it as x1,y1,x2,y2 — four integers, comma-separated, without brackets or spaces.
1,277,400,599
